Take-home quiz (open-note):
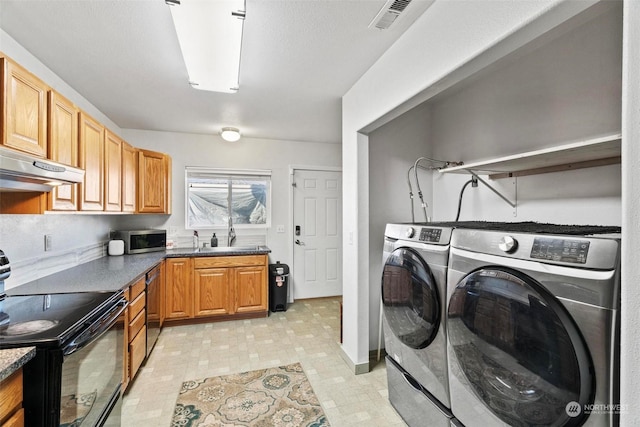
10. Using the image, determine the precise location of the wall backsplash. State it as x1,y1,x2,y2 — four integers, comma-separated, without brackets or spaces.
0,214,166,290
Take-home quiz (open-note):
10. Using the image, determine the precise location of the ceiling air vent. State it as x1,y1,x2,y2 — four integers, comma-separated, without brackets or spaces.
369,0,412,30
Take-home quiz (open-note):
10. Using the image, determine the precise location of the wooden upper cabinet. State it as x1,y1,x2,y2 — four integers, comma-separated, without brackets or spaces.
138,148,170,213
122,142,137,213
47,91,79,211
105,130,122,212
1,57,48,157
79,112,104,211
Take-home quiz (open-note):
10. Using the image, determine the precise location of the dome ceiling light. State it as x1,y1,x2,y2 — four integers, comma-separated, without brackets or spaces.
220,127,241,142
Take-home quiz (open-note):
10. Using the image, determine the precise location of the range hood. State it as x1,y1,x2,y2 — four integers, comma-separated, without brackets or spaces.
0,145,84,192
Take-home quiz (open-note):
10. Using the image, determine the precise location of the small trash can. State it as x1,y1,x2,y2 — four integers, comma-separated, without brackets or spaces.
269,262,289,312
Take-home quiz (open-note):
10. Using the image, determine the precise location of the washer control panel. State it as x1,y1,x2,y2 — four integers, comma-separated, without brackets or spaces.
419,228,442,243
530,237,590,264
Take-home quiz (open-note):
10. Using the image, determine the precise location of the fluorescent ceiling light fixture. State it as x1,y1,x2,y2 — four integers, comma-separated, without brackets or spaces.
168,0,245,93
220,127,241,142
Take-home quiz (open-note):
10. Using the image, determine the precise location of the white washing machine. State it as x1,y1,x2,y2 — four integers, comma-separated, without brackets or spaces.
446,224,621,427
382,223,455,427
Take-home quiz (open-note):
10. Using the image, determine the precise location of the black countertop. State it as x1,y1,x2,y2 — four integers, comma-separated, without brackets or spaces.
7,246,271,295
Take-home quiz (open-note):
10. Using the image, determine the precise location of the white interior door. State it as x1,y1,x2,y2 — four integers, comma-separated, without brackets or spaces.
292,169,342,299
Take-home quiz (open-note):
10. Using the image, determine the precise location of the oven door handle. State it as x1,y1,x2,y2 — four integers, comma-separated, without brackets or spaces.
63,299,127,356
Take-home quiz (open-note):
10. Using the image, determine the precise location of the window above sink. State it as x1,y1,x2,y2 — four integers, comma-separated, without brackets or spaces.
185,168,272,230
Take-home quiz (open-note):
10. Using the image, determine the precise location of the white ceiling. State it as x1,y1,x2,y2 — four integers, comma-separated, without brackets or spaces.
0,0,434,144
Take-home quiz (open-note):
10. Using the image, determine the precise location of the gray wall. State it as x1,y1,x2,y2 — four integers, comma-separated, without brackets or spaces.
368,102,432,348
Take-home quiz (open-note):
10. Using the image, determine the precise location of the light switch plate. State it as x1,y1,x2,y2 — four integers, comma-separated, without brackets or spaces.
276,225,285,233
44,234,52,251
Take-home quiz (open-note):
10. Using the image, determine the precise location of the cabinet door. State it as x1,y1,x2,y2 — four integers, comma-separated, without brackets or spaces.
47,91,78,211
104,130,122,211
129,325,146,381
78,112,104,211
122,287,130,390
234,266,267,314
122,142,137,213
165,258,193,319
0,369,22,424
3,408,24,427
194,268,232,317
2,58,47,157
138,149,167,213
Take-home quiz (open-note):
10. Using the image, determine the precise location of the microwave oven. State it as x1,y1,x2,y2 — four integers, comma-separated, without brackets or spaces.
114,229,166,254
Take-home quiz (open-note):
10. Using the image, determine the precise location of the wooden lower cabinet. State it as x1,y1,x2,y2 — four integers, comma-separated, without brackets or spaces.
235,266,268,313
123,276,146,391
165,257,193,320
165,255,268,323
129,325,147,381
0,369,24,427
2,409,24,427
194,267,232,317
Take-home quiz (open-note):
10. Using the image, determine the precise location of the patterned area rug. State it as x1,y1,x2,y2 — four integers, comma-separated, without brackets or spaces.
171,362,330,427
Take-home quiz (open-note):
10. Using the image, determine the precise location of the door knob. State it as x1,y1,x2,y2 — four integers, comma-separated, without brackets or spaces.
295,239,305,246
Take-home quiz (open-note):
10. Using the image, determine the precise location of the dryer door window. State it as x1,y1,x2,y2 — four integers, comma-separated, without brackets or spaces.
448,266,593,426
382,247,439,349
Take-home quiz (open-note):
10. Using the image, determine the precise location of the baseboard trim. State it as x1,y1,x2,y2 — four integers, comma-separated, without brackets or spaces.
339,345,370,375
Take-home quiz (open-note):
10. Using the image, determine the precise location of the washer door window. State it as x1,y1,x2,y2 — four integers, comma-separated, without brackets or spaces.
448,267,593,426
381,247,439,350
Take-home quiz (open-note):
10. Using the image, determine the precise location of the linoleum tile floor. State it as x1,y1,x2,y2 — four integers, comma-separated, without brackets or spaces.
122,297,407,426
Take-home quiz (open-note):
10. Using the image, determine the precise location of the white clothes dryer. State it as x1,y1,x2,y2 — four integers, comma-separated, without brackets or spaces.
446,224,621,427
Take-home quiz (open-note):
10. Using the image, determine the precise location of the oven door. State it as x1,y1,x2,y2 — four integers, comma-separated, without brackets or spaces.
60,298,126,427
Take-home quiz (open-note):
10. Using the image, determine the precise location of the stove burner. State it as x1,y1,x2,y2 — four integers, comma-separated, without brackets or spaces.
0,319,59,336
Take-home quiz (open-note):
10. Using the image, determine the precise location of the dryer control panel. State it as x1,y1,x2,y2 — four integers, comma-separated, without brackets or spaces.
530,237,590,264
419,228,442,243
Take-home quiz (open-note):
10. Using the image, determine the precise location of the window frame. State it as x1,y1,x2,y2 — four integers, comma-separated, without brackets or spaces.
185,167,272,230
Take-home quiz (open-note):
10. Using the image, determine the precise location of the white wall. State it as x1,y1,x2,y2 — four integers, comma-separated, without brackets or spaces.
342,0,597,370
0,29,125,289
620,0,640,420
346,2,640,422
430,3,622,224
368,102,432,349
122,129,341,268
0,28,341,293
0,28,120,133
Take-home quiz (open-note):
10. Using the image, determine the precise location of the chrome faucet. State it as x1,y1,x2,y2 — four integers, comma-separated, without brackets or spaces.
227,216,236,247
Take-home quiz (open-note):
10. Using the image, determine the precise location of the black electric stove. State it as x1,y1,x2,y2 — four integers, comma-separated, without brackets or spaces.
0,249,127,427
0,291,121,348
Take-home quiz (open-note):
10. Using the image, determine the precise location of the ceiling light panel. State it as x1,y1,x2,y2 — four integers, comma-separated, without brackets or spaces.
169,0,246,93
